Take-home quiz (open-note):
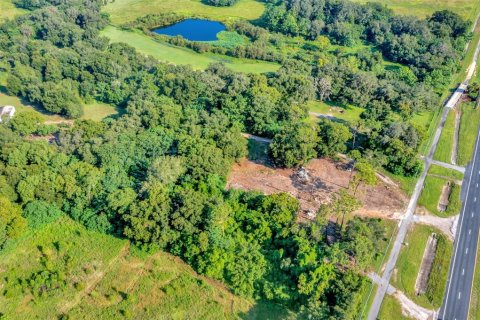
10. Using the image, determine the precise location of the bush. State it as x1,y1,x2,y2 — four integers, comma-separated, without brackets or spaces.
22,200,64,228
426,234,450,305
203,0,238,6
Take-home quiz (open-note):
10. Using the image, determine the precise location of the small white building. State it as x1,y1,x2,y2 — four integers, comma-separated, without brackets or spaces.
0,105,15,123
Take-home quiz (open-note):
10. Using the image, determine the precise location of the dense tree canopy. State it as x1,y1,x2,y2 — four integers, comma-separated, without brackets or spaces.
0,0,468,317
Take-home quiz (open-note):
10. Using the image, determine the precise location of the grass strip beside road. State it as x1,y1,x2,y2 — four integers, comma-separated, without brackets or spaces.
425,234,452,305
468,237,480,320
378,294,414,320
433,110,456,163
458,102,480,166
428,164,464,181
101,26,279,74
392,224,453,309
418,175,461,217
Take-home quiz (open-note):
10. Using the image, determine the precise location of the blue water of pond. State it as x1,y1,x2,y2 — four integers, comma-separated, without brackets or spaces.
152,19,226,41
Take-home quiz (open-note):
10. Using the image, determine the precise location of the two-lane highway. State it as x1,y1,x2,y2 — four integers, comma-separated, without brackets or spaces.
440,127,480,320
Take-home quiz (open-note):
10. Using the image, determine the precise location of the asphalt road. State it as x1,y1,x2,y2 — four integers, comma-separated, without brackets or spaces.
367,106,451,320
367,15,480,319
439,127,480,320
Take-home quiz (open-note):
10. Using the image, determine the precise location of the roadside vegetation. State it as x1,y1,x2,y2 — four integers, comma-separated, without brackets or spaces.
418,176,462,217
428,164,465,181
392,225,453,309
457,102,480,166
378,295,414,320
434,110,456,163
468,242,480,320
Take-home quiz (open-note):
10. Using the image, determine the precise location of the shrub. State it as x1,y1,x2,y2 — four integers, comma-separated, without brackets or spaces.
203,0,238,7
22,200,64,229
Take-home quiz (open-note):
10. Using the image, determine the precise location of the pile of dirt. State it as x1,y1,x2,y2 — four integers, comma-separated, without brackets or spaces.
227,158,408,220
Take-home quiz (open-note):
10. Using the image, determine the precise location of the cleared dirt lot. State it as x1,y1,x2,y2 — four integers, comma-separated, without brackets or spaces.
227,158,408,219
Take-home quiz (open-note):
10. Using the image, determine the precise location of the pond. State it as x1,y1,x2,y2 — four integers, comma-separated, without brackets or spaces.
152,19,226,41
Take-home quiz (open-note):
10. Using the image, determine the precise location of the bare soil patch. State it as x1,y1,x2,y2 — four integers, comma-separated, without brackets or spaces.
415,233,438,295
227,158,408,219
437,182,452,212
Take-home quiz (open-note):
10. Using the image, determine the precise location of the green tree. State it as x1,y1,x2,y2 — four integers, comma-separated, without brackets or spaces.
269,123,318,168
0,197,27,248
317,119,352,157
350,161,377,195
9,111,44,136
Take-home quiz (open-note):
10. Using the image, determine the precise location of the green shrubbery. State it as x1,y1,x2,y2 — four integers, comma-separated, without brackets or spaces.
426,234,451,306
23,201,64,229
203,0,238,7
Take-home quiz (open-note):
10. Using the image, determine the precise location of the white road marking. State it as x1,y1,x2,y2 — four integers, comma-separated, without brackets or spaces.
477,183,479,188
475,197,477,202
462,268,465,275
469,229,472,235
458,292,462,299
466,248,469,254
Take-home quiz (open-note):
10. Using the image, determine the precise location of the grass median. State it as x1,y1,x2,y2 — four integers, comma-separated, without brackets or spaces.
392,224,453,309
457,102,480,166
434,110,456,164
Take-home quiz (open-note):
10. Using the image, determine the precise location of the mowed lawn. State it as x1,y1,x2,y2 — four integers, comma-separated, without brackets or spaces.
0,0,26,22
101,26,279,73
103,0,265,25
457,102,480,166
378,295,414,320
434,110,456,163
351,0,480,21
308,100,363,124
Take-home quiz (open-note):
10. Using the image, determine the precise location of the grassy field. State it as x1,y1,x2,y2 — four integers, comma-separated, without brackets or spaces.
457,102,480,166
434,110,456,163
308,100,363,124
101,26,279,73
103,0,265,25
392,224,453,309
0,0,26,22
352,0,480,21
0,91,119,122
0,217,294,319
81,102,120,121
378,295,414,320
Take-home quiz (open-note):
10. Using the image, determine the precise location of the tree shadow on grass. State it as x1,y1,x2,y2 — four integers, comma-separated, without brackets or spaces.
240,301,296,320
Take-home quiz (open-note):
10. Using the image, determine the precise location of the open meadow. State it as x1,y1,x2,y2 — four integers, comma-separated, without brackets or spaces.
0,217,293,319
0,0,25,22
103,0,265,25
101,26,279,73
